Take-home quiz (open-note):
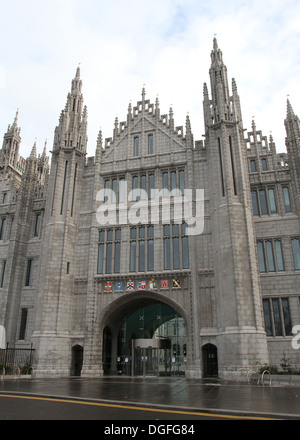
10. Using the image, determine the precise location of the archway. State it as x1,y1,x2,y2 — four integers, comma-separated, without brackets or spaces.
202,343,218,377
100,292,188,376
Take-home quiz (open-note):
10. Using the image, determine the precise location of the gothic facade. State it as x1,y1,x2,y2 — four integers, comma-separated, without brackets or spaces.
0,39,300,378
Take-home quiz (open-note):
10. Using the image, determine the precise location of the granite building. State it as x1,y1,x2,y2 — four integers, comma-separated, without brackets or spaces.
0,39,300,378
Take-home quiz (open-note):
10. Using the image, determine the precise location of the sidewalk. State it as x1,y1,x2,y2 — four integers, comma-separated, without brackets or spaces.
1,376,300,419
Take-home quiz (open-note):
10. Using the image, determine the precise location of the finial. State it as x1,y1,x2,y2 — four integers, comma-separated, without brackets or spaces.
30,139,37,159
232,78,237,92
82,105,88,122
186,113,191,131
42,139,47,157
76,64,81,79
97,128,103,147
142,85,146,101
213,34,218,51
12,108,19,128
286,96,295,119
203,83,209,99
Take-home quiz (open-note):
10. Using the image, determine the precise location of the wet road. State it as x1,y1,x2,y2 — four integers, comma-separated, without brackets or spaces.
0,393,276,420
0,376,300,420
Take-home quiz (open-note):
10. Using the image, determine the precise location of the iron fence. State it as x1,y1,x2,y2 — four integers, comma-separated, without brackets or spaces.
0,343,35,375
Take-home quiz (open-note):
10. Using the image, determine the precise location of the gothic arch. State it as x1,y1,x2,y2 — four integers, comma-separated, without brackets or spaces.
98,291,190,376
98,290,189,336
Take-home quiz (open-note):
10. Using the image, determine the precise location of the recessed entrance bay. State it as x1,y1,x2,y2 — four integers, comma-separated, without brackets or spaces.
103,303,187,376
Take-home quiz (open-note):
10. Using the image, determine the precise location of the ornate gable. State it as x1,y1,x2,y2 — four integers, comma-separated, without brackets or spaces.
100,89,193,164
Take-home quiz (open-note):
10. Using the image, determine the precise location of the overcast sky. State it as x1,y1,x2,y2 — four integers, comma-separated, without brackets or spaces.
0,0,300,158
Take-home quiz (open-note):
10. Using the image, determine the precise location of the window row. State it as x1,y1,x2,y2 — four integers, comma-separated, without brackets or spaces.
97,224,190,275
133,134,154,157
251,186,291,216
257,240,284,272
0,212,42,241
103,169,185,204
130,226,154,272
250,157,268,173
163,223,189,271
263,297,292,337
97,229,121,275
257,238,300,272
0,258,35,288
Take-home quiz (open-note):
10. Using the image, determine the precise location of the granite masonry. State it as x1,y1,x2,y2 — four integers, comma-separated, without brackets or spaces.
0,39,299,379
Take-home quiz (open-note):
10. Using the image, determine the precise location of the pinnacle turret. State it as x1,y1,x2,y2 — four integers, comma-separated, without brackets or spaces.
287,98,295,120
53,67,87,154
30,140,37,159
204,38,242,128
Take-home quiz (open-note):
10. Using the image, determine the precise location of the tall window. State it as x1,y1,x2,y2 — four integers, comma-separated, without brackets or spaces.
147,226,154,271
149,174,155,199
282,187,292,212
251,191,259,215
104,180,110,204
163,225,171,270
256,239,284,272
105,230,113,274
25,259,33,286
140,175,146,200
97,230,105,274
250,160,256,172
182,223,189,269
0,260,6,288
34,213,41,237
0,218,6,241
251,187,277,215
261,158,268,171
103,177,126,204
134,137,139,157
179,170,185,196
114,229,121,273
131,173,155,200
132,176,139,201
130,227,137,272
163,172,169,198
97,229,121,275
130,226,154,272
162,169,185,197
263,298,292,337
291,238,300,270
268,188,277,214
19,309,28,340
148,134,153,154
163,224,189,270
259,189,268,214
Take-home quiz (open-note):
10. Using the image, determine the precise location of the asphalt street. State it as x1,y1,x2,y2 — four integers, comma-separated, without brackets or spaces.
0,376,300,422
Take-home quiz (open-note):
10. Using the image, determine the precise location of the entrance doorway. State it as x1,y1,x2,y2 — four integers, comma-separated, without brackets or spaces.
103,301,187,376
132,338,171,376
202,343,218,377
71,345,83,376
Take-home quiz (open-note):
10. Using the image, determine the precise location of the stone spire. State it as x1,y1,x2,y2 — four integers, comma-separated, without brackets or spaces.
53,66,87,154
30,140,37,159
95,129,103,163
208,38,230,122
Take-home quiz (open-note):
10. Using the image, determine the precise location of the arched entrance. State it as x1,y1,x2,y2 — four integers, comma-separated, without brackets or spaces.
100,293,188,377
202,343,218,377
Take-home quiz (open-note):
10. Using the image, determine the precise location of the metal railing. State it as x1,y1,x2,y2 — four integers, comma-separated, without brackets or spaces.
0,343,35,377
